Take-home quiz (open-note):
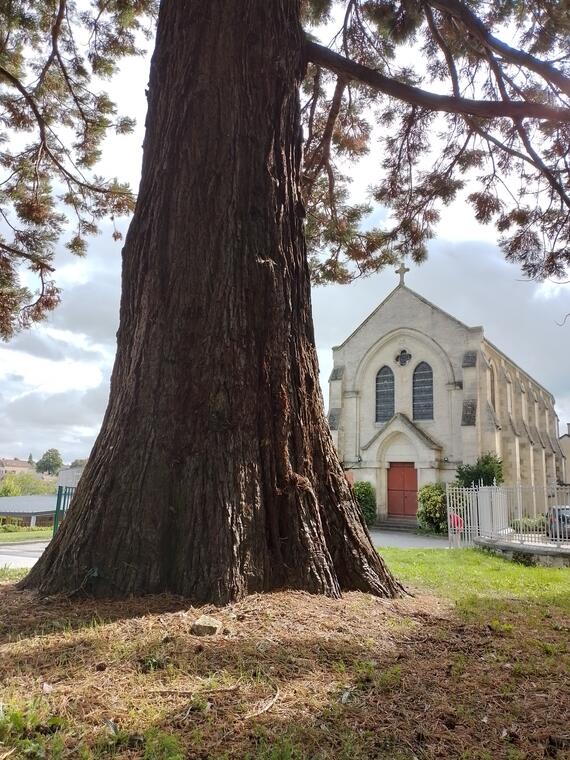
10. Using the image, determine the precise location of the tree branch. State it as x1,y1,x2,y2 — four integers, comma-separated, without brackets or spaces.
423,5,543,171
305,40,570,123
485,49,570,209
0,63,132,200
425,0,570,98
304,77,346,180
37,0,67,88
0,241,54,272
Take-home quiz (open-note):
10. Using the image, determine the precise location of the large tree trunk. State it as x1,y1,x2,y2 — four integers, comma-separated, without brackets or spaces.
23,0,402,603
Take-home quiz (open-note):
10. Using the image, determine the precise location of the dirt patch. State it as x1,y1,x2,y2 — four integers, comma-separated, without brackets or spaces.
0,583,568,759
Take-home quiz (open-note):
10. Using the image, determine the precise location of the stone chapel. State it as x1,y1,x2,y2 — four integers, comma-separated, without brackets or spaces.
327,266,566,522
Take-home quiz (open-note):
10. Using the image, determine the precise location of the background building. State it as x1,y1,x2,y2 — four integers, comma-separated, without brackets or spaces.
0,458,33,479
327,267,566,522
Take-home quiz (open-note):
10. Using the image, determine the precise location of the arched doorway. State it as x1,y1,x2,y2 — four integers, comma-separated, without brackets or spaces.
378,430,418,519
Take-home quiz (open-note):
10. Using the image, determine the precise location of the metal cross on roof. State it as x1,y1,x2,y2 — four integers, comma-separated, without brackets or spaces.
396,263,410,286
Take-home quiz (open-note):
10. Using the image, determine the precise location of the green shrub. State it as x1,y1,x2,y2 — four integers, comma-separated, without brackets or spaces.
0,516,23,527
510,515,546,532
417,482,448,534
0,476,21,496
456,452,503,487
353,481,376,526
0,524,49,533
0,472,57,496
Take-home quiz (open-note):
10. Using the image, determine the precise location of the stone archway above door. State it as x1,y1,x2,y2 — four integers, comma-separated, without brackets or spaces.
361,412,443,461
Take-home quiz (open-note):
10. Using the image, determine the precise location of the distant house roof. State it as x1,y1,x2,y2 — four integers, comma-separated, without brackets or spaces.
0,494,56,514
0,458,33,469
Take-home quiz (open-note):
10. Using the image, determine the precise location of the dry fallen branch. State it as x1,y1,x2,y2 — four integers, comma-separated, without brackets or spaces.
151,684,241,697
244,685,280,719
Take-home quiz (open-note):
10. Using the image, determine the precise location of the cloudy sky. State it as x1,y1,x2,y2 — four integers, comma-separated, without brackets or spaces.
1,36,569,463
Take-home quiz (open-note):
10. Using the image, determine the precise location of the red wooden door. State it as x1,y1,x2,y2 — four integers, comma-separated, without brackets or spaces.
387,463,417,517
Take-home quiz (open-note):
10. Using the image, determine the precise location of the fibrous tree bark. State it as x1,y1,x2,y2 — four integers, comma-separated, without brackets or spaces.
23,0,402,603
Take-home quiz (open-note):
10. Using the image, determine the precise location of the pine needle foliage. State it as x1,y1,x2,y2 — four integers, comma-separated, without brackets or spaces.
0,0,156,338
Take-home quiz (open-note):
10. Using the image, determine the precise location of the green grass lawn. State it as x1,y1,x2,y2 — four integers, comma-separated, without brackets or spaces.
380,546,570,607
380,546,570,651
0,528,52,543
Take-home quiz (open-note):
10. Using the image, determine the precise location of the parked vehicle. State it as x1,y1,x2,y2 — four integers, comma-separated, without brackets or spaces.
546,505,570,539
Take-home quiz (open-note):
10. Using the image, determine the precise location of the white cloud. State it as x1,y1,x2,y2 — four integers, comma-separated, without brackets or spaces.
0,374,111,462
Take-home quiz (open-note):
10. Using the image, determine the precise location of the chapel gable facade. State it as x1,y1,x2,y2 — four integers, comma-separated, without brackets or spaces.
327,273,565,522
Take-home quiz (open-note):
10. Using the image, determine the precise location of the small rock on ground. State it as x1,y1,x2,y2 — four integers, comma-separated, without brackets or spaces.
191,615,222,636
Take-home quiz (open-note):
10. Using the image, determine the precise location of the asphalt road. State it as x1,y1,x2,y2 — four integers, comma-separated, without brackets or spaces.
0,541,48,569
1,531,447,570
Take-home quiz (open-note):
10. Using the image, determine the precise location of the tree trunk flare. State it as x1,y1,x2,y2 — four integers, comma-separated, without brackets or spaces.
22,0,403,603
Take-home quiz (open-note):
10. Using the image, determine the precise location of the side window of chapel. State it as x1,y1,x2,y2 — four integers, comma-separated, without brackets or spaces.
413,362,433,420
375,366,394,422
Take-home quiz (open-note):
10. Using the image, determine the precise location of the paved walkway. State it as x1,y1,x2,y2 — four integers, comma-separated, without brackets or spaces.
1,531,447,570
370,529,447,549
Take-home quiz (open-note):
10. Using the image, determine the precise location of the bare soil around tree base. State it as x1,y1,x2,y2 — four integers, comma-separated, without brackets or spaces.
1,552,570,760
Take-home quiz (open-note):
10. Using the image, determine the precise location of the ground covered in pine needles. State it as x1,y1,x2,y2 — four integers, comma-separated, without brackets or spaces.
0,549,569,759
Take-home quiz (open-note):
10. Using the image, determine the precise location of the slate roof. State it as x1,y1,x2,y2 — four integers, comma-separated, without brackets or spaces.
328,408,341,431
329,367,344,382
462,351,478,368
461,399,477,426
0,495,56,514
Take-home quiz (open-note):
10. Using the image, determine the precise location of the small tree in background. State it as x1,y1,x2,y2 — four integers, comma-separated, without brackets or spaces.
417,483,448,534
353,482,377,527
27,453,34,465
36,449,63,476
70,459,87,469
456,453,504,488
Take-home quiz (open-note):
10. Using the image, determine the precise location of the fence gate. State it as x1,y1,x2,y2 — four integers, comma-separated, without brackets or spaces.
446,482,570,550
53,485,76,536
446,484,478,547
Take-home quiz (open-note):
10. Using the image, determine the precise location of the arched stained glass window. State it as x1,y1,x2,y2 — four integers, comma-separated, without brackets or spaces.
375,366,394,423
413,362,433,420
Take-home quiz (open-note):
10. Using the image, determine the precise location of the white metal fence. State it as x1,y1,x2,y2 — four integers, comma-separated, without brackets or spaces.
446,483,570,550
